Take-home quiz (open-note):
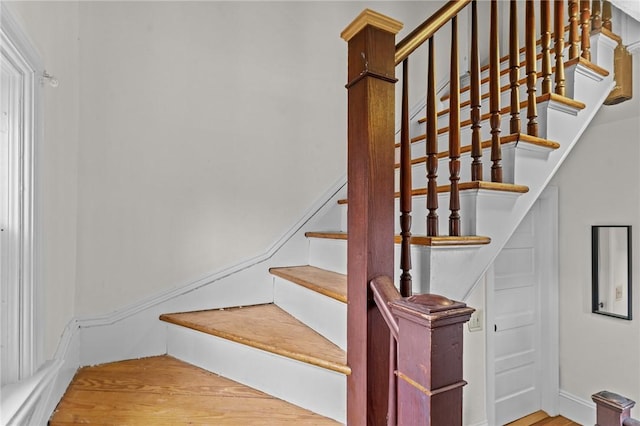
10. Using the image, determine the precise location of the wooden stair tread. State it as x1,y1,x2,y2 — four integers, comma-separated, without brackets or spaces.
160,304,350,375
395,133,560,168
565,55,609,76
270,265,347,303
305,231,491,247
416,92,585,129
49,355,339,425
506,410,580,426
338,181,529,204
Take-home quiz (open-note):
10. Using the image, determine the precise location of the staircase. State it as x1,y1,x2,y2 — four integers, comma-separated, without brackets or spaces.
156,1,620,424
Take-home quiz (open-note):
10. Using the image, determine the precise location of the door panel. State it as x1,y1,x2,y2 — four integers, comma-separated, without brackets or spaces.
493,203,542,425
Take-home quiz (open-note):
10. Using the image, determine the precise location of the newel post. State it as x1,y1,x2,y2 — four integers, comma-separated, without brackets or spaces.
593,391,637,426
341,10,403,425
390,294,474,425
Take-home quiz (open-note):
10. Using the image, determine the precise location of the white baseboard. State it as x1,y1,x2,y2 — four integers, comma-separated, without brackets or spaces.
465,421,488,426
558,389,596,425
1,320,80,425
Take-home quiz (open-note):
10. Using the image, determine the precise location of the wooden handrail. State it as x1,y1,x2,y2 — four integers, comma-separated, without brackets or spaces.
370,276,401,340
395,0,470,65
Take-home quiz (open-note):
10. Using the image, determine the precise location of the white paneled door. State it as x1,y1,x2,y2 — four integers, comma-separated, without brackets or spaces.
492,201,544,425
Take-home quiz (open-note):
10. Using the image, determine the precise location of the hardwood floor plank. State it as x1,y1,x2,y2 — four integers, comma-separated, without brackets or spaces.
50,356,340,425
506,410,581,426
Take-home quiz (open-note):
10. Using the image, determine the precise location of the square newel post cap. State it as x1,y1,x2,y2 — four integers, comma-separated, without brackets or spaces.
341,9,403,42
593,391,637,412
390,293,475,328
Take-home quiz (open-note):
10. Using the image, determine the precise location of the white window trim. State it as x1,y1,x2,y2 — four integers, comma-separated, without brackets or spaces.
1,3,44,384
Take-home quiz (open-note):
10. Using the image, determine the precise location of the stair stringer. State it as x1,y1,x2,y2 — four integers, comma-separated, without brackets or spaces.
423,51,616,301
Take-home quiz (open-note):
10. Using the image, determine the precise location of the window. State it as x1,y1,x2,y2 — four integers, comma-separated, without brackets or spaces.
1,7,42,386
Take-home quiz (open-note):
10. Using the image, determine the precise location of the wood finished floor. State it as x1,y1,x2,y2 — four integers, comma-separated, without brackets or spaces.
506,410,581,426
49,355,340,425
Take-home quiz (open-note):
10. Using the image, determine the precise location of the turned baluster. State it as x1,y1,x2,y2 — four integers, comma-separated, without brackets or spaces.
569,0,580,59
581,0,592,60
399,59,412,297
592,0,602,31
509,0,521,134
526,0,538,137
449,16,461,236
426,37,439,237
490,0,502,182
470,0,482,181
603,0,612,31
554,0,566,96
541,0,553,95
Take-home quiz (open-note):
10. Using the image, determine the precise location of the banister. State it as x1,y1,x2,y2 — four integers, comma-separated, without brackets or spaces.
370,276,401,340
394,0,471,65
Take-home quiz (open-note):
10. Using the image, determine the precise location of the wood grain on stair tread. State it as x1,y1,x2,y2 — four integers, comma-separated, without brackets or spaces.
270,265,347,303
416,92,585,128
506,410,580,426
565,56,609,76
305,231,491,247
49,355,340,425
160,304,350,375
395,133,560,168
338,181,529,204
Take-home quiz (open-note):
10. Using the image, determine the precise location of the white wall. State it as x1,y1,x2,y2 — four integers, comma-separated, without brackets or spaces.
550,48,640,409
71,1,443,317
3,1,80,363
3,0,445,356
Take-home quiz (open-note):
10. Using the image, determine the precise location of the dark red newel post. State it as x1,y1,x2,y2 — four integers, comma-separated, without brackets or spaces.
341,10,403,425
593,391,637,426
391,294,474,425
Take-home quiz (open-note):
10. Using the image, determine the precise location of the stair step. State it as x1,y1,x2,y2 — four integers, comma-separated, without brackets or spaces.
305,231,491,247
395,133,560,167
270,265,347,303
339,181,529,205
49,355,339,425
417,92,585,127
160,304,350,375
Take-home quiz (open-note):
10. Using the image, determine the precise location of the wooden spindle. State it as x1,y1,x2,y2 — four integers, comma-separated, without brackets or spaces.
568,0,580,59
603,0,612,31
526,0,539,137
541,0,553,94
399,59,412,297
592,0,602,31
470,0,482,181
554,0,566,96
490,0,502,183
581,0,592,60
449,16,461,236
509,0,521,134
426,37,439,237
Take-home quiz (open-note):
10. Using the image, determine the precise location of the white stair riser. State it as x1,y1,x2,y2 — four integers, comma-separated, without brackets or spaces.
399,106,550,164
310,238,480,295
165,324,347,423
274,277,347,350
309,238,347,274
340,186,521,238
441,44,583,110
395,142,520,189
393,139,557,195
436,78,546,131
